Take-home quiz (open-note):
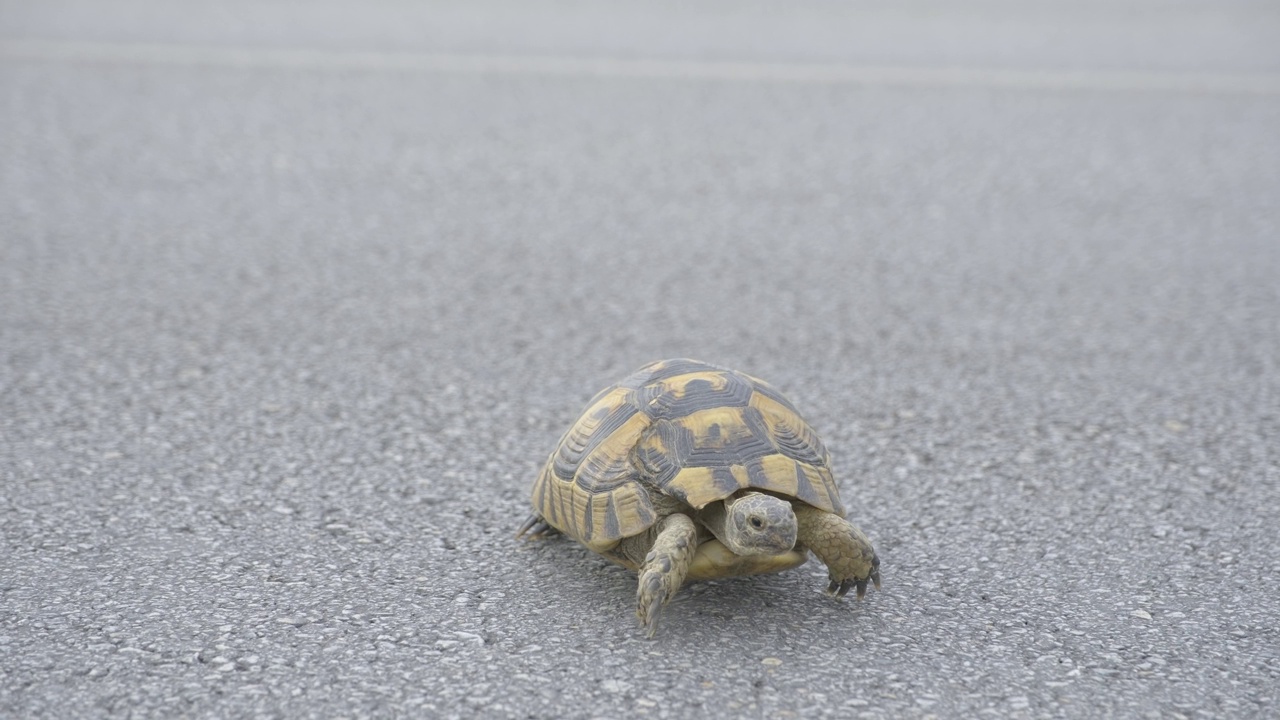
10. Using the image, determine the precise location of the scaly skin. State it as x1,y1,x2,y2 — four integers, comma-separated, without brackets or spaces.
635,514,699,637
793,503,881,599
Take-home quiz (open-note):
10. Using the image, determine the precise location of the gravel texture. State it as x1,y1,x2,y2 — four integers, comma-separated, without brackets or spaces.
2,2,1278,718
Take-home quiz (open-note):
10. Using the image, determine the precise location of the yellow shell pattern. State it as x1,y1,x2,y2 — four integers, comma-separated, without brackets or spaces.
530,359,845,553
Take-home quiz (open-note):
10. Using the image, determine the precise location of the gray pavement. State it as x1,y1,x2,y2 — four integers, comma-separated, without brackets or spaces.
2,1,1278,718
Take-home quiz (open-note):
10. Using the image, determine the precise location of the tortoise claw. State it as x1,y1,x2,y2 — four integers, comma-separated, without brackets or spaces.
515,514,557,540
637,595,663,639
636,566,670,638
826,555,881,600
826,575,872,599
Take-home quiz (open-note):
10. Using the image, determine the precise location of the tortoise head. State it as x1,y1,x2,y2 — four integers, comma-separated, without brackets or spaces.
723,492,798,556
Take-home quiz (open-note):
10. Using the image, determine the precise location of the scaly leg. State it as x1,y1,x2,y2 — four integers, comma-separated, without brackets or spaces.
793,504,881,599
634,513,699,637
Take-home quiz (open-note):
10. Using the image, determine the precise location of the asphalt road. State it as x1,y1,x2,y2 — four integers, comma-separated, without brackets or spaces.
2,2,1279,718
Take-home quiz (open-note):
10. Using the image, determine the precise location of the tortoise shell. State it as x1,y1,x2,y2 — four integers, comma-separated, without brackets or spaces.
530,358,845,553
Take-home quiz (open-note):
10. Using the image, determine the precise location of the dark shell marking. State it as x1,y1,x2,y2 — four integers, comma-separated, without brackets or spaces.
529,358,844,552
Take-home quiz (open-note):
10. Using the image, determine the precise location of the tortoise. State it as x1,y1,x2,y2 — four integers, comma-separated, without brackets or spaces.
517,358,880,636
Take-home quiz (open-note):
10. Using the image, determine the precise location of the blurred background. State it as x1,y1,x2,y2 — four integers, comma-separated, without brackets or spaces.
5,0,1280,71
2,2,1278,718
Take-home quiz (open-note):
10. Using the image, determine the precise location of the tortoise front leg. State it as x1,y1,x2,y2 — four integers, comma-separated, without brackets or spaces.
793,503,881,599
633,513,699,637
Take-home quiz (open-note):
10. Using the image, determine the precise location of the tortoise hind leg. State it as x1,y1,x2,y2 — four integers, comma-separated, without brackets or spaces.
515,513,558,540
627,513,699,637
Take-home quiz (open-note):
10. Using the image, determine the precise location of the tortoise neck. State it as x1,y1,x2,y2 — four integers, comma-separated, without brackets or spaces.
697,500,729,546
697,491,758,549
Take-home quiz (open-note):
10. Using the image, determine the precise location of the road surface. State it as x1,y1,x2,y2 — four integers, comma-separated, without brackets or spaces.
2,1,1278,717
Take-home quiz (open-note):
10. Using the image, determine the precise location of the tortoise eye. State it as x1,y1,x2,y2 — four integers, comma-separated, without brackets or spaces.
749,517,765,529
